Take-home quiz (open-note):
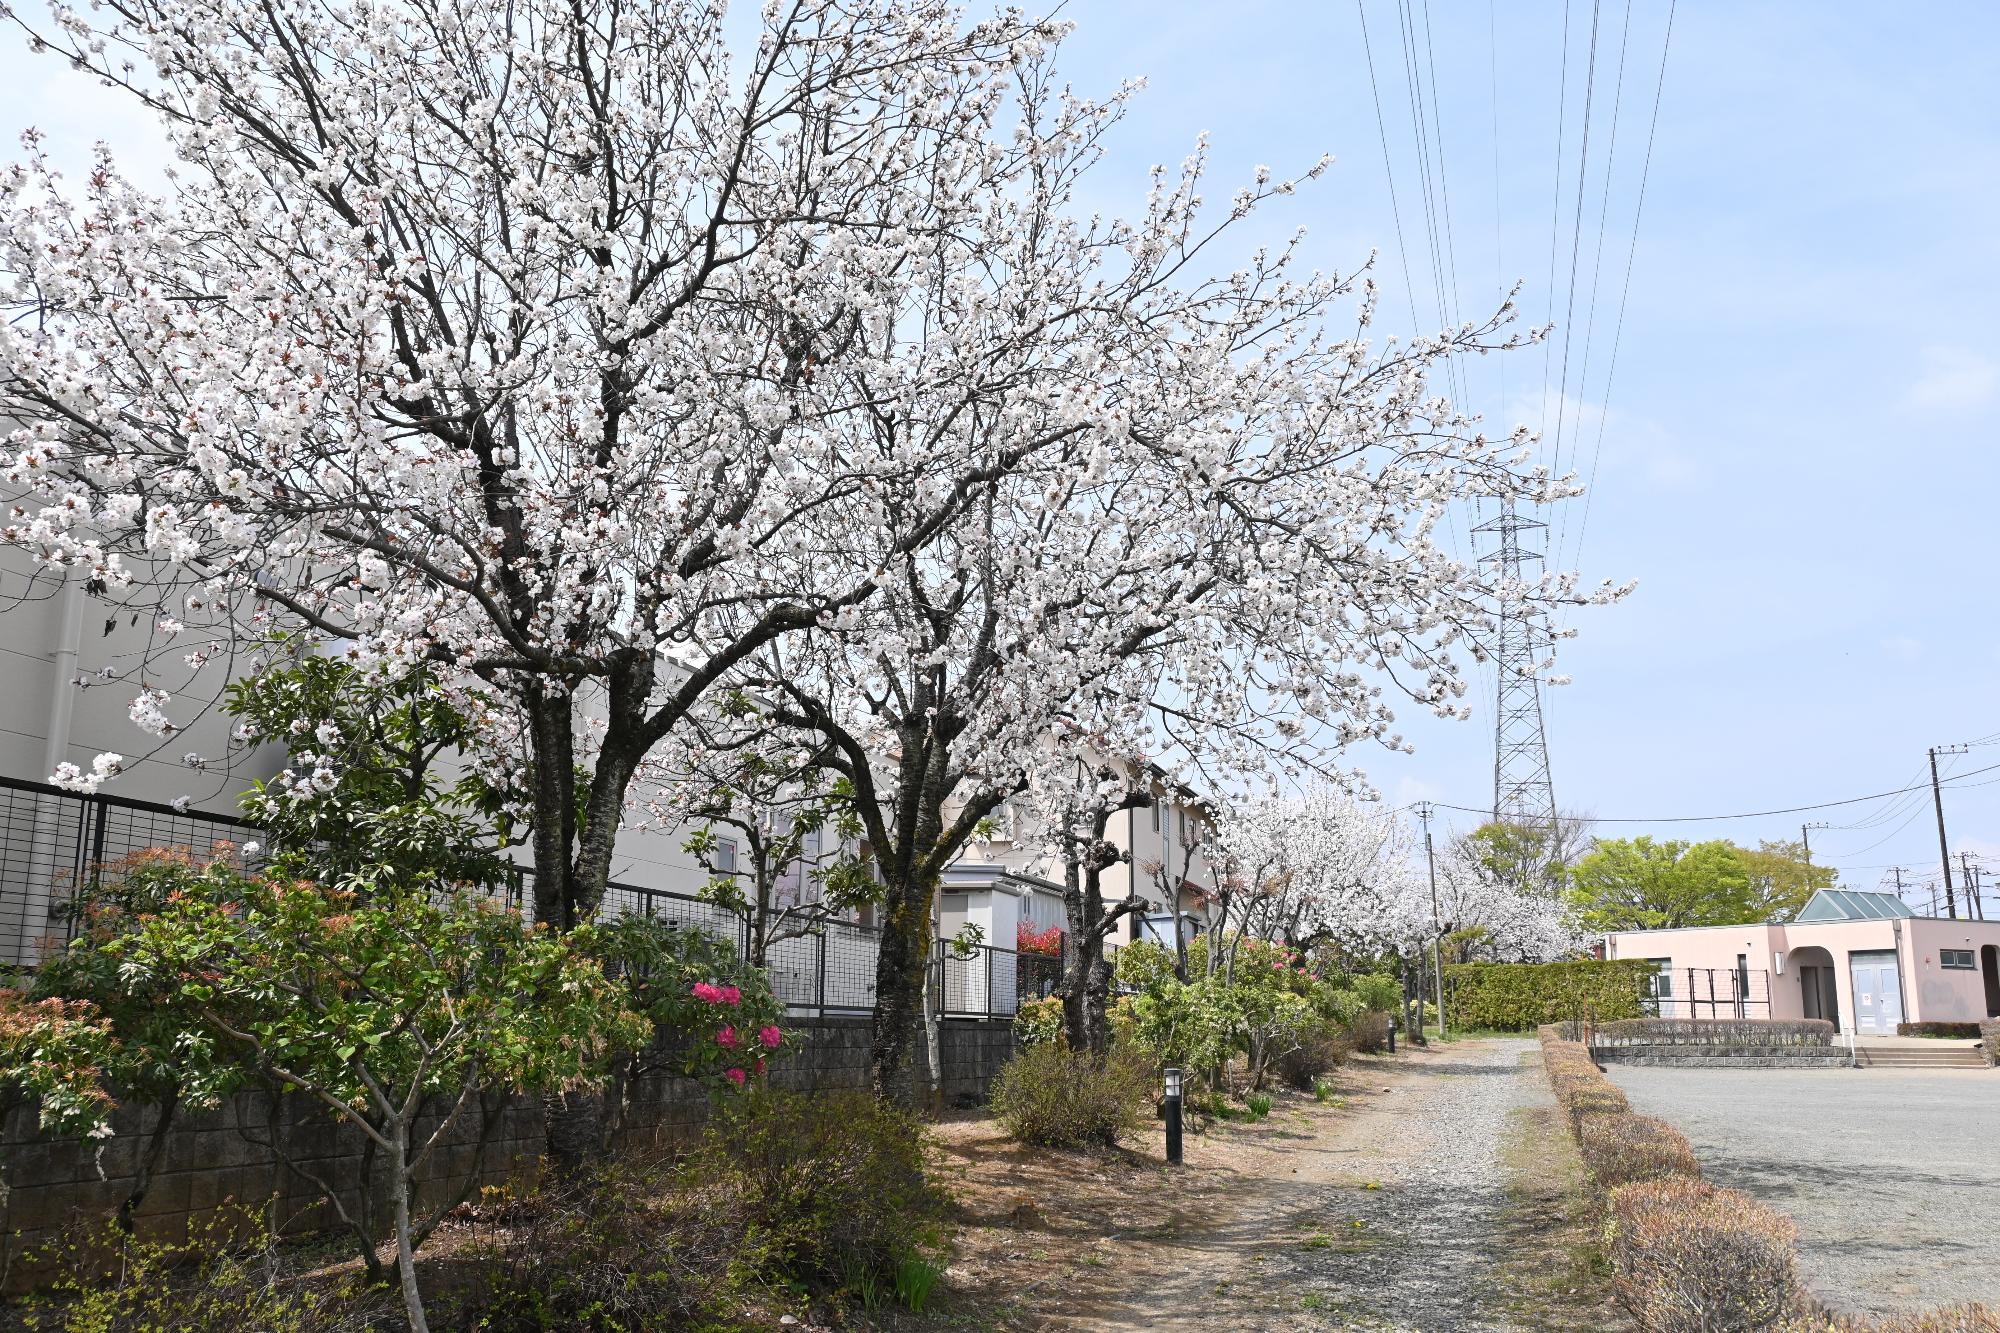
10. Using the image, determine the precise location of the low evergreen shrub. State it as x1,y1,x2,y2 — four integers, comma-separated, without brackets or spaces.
456,1159,753,1331
991,1044,1153,1148
1446,960,1658,1031
1274,1028,1352,1089
1575,1113,1701,1193
1895,1021,1983,1039
1608,1176,1801,1333
1598,1018,1835,1047
691,1088,952,1296
1985,1019,2000,1067
1346,1011,1392,1053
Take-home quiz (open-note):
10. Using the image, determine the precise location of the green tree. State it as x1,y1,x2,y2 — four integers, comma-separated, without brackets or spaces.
1733,840,1835,923
1563,837,1756,932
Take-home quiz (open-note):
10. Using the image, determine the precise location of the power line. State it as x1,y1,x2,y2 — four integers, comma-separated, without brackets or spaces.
1547,0,1604,496
1562,0,1676,588
1423,758,2000,825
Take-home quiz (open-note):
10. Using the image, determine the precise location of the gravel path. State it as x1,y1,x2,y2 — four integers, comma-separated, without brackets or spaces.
1264,1038,1544,1332
1606,1064,2000,1317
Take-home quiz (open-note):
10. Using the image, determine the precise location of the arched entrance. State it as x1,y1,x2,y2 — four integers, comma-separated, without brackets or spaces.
1791,945,1840,1028
1982,945,2000,1018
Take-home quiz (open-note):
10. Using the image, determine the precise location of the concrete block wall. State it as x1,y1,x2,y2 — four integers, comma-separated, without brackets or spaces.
1,1016,1014,1281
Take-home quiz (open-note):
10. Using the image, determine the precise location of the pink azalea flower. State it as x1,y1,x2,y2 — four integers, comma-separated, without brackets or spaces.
716,1025,739,1049
754,1058,766,1075
759,1024,782,1050
692,981,722,1004
725,1067,746,1087
721,985,742,1006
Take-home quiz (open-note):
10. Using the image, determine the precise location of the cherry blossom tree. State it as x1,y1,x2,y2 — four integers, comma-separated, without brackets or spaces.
0,0,1145,932
1207,787,1417,965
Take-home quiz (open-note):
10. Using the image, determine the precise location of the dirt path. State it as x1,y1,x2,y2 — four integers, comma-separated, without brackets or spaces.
929,1038,1624,1332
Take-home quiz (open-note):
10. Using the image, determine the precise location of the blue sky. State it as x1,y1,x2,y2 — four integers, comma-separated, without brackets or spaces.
1048,0,2000,900
4,2,1997,905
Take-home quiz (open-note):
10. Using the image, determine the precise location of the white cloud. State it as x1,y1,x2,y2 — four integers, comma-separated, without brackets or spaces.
1907,346,1998,413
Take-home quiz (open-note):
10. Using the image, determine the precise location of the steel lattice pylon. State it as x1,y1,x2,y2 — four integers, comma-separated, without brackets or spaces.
1473,505,1556,833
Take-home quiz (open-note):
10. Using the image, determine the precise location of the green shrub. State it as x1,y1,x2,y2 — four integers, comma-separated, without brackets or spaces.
1985,1019,2000,1068
1575,1113,1701,1193
691,1088,950,1294
1274,1028,1351,1089
1607,1176,1800,1332
1346,1010,1392,1053
1596,1018,1834,1047
1245,1093,1273,1119
991,1044,1153,1148
1445,960,1658,1031
1896,1021,1983,1040
456,1159,753,1332
1014,994,1066,1048
1347,972,1403,1013
13,1211,360,1333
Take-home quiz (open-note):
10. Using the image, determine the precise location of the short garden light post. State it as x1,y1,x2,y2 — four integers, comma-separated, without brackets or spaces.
1164,1067,1184,1165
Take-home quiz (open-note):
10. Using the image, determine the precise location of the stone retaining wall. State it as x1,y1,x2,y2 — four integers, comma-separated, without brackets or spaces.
1,1015,1014,1280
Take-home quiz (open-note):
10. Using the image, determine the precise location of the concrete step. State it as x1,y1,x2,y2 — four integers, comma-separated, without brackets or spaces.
1855,1048,1988,1069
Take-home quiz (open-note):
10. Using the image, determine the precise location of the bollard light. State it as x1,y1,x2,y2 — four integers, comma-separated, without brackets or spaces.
1387,1015,1397,1055
1163,1066,1184,1165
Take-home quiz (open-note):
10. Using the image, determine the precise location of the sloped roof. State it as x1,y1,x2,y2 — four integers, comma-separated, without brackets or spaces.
1793,888,1914,922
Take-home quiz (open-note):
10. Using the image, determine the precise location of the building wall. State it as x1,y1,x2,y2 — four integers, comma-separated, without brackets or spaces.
1604,916,2000,1029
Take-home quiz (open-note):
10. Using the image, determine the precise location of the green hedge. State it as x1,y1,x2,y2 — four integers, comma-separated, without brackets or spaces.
1444,960,1657,1031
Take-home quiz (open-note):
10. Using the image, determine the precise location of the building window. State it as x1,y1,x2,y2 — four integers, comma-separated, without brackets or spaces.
1941,948,1976,970
715,838,738,874
1150,799,1160,832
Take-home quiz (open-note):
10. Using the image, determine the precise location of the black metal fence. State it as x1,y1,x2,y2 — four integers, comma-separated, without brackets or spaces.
1646,966,1771,1020
1,774,1046,1021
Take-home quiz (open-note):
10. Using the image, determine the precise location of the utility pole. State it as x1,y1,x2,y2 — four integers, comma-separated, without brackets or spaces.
1961,852,1984,921
1888,866,1908,908
1929,745,1968,919
1418,802,1447,1042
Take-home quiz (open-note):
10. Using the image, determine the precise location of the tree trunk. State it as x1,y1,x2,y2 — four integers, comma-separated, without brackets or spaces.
389,1119,430,1333
869,866,937,1107
115,1087,178,1234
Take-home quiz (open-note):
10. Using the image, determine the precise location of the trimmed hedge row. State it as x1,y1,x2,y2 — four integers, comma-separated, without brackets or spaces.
1537,1029,1999,1332
1896,1021,1984,1039
1447,960,1656,1031
1596,1018,1835,1048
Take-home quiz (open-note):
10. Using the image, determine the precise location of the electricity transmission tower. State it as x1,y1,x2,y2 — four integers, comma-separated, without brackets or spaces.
1474,506,1557,834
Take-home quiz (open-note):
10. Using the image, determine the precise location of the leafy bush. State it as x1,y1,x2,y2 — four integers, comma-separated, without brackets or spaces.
1346,1011,1392,1054
1014,994,1066,1048
1274,1029,1351,1090
455,1158,753,1332
991,1043,1153,1148
1346,972,1403,1014
690,1088,951,1295
586,914,788,1088
1597,1018,1834,1047
1445,960,1658,1031
0,990,118,1138
1575,1113,1701,1193
1896,1021,1983,1039
1607,1176,1800,1333
1245,1093,1273,1119
1985,1019,2000,1067
12,1211,360,1333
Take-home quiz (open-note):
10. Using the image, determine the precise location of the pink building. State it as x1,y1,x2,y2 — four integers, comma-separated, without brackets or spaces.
1602,890,2000,1034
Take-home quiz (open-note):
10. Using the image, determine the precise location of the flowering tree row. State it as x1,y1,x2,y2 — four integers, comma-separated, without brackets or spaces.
1,0,1617,1104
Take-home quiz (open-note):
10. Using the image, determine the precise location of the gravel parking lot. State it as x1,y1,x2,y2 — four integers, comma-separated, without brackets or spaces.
1605,1065,2000,1317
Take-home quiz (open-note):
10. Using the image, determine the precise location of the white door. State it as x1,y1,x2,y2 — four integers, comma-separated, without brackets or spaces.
1848,951,1904,1034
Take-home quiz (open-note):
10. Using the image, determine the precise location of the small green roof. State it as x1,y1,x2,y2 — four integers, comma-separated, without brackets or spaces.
1793,889,1914,922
